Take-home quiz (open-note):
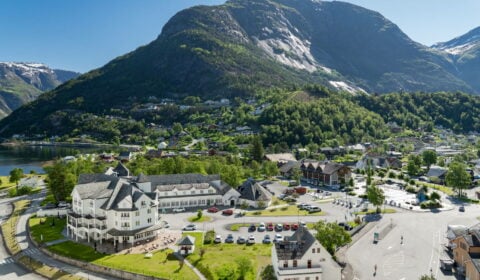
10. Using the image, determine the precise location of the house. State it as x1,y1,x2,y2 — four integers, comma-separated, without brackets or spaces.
426,165,448,184
279,161,302,178
177,235,196,255
319,147,346,160
264,153,297,165
67,174,160,249
300,160,351,186
272,228,341,280
158,142,168,149
237,178,272,208
118,151,132,162
135,174,241,210
99,153,114,163
449,224,480,279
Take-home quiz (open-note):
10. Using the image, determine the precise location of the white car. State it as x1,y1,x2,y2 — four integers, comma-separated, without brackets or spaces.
183,224,196,231
258,222,266,232
172,207,186,213
214,235,222,243
274,234,283,243
247,235,255,244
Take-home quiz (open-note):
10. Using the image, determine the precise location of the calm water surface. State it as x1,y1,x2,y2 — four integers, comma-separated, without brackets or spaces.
0,145,113,175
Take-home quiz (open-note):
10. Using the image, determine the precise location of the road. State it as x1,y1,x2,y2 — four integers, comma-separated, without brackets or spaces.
346,202,478,280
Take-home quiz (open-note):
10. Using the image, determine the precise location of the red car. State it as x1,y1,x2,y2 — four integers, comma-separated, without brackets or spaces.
207,207,219,213
267,223,274,231
291,224,299,231
283,223,291,230
222,209,233,216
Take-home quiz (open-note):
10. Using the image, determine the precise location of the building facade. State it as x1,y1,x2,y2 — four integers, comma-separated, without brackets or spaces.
271,228,341,280
300,160,351,187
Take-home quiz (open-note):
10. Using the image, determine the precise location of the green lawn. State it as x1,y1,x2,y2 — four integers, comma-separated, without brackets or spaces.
186,243,271,280
417,182,454,196
187,215,212,223
29,216,66,243
48,241,198,280
228,223,250,231
246,205,325,217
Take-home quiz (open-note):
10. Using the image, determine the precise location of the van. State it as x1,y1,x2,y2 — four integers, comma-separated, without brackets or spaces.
308,206,321,213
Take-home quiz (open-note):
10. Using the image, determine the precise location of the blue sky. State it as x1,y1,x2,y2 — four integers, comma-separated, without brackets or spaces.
1,0,479,73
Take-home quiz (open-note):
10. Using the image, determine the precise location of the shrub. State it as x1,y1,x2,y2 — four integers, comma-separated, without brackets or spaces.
388,172,396,178
420,200,441,209
405,186,417,193
204,230,215,244
358,194,368,199
409,179,415,185
430,191,441,201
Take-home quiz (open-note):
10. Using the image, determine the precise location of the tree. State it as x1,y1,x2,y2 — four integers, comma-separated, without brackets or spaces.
314,220,351,255
197,209,203,220
291,166,302,184
216,264,236,280
263,161,279,178
236,256,253,280
260,265,276,280
419,274,436,280
446,162,471,197
172,122,183,135
46,162,77,202
366,185,385,213
422,150,437,170
9,168,24,191
250,136,264,162
257,200,266,209
221,165,241,187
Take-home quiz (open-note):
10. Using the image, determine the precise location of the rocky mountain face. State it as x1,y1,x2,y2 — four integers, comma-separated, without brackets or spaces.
0,0,478,137
0,62,79,118
432,27,480,92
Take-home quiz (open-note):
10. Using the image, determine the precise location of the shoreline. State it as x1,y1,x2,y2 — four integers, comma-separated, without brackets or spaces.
1,141,141,150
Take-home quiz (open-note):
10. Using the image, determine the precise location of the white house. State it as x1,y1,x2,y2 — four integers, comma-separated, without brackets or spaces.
237,178,272,208
272,228,341,280
67,174,160,248
135,173,241,210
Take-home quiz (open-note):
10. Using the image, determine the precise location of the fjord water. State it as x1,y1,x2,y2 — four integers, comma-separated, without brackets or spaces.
0,145,105,175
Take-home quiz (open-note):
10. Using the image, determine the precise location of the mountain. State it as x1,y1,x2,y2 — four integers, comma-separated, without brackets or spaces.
0,62,79,118
432,27,480,92
0,0,476,138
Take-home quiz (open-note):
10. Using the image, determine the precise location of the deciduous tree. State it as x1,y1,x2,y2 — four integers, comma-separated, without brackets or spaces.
446,162,471,197
367,185,385,213
314,220,351,255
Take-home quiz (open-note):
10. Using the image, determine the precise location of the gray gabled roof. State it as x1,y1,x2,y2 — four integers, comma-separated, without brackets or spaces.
137,173,221,185
238,178,272,202
177,235,196,246
275,228,317,260
113,162,130,177
426,166,447,178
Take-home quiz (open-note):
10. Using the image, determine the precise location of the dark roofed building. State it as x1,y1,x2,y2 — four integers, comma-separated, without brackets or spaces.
238,178,272,208
300,160,351,187
272,228,341,280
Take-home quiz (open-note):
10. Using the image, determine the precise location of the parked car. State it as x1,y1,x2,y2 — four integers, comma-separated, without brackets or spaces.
278,194,287,200
214,235,222,243
247,235,256,244
57,201,70,208
183,224,197,231
275,224,283,231
283,223,291,230
299,221,306,228
274,234,283,243
173,207,186,213
291,223,299,231
459,206,465,212
237,236,246,244
267,223,274,231
248,224,256,232
207,207,219,213
225,234,234,243
308,206,321,213
263,234,271,244
222,209,233,215
258,222,266,232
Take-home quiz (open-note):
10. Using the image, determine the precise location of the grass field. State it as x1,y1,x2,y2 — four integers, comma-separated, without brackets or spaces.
29,217,66,243
186,243,271,280
246,205,325,217
354,208,396,215
48,241,198,280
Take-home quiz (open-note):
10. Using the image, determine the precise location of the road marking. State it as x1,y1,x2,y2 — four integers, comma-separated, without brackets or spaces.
387,246,392,250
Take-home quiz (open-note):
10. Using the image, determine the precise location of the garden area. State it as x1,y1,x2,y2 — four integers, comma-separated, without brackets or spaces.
29,216,66,243
246,204,325,217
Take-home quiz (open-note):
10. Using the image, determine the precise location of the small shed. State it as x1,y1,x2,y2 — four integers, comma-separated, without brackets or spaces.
177,235,196,255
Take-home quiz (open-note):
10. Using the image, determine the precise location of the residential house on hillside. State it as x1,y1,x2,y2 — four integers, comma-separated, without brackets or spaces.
264,153,297,164
118,151,133,162
104,162,131,177
135,173,241,210
272,228,341,280
300,160,351,187
279,161,302,178
448,223,480,279
237,178,272,208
